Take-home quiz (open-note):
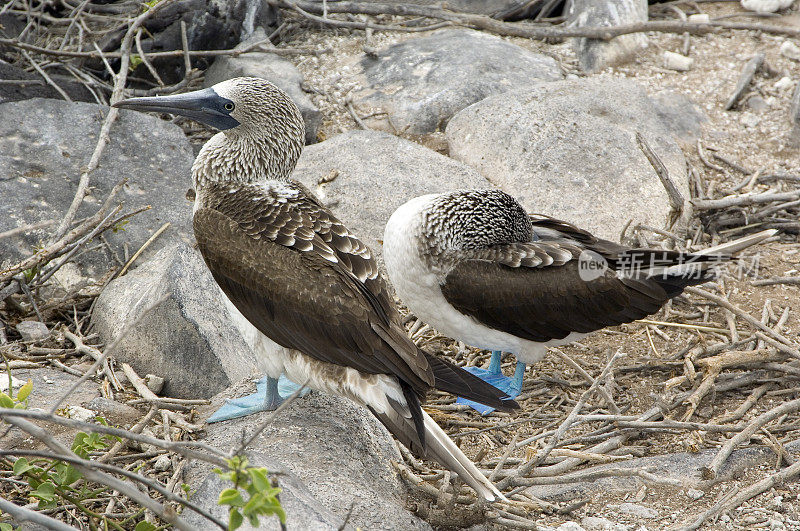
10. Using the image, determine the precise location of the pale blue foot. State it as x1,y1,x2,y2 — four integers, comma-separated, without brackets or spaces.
456,352,525,415
207,375,308,423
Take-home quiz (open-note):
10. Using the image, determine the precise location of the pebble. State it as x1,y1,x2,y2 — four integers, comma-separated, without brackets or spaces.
619,503,659,519
153,454,172,472
16,320,49,342
687,488,705,500
774,76,795,92
780,41,800,61
145,374,165,395
557,523,586,531
68,405,96,423
688,13,710,23
663,51,694,71
747,95,769,112
581,516,626,530
741,113,761,128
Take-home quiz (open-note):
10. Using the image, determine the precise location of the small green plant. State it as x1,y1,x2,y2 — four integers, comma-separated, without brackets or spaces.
0,360,31,410
128,55,143,72
214,456,285,530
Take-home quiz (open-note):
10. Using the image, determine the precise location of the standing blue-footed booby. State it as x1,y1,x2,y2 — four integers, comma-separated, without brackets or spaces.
114,78,518,501
384,189,775,414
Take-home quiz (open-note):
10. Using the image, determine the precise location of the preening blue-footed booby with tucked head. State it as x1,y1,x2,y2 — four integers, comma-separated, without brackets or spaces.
113,77,519,501
383,189,776,414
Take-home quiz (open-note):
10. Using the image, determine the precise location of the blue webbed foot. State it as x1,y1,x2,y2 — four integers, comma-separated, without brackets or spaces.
207,375,308,423
277,374,311,398
456,352,524,415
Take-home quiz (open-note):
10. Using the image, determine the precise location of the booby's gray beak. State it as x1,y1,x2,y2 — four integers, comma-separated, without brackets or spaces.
113,87,240,130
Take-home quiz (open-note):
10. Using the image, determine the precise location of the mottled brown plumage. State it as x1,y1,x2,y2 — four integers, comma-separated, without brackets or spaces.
440,212,717,345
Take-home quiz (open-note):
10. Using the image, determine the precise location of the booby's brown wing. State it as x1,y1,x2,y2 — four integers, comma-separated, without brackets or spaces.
440,217,718,343
194,181,434,392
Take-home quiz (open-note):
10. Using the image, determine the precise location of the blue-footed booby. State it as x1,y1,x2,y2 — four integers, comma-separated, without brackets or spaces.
383,189,775,414
114,78,518,501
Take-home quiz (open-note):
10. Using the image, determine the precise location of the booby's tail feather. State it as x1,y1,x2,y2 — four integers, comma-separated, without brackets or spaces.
371,400,505,502
424,352,520,412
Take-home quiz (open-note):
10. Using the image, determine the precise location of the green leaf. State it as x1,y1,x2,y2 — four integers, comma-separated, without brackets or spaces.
241,491,263,517
247,468,270,492
228,508,243,531
0,393,14,408
218,488,244,507
0,522,14,531
134,521,158,531
32,481,55,501
55,463,82,487
13,457,33,476
17,379,32,401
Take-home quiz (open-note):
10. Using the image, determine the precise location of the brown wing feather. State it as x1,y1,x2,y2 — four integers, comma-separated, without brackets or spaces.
441,215,721,343
195,183,434,391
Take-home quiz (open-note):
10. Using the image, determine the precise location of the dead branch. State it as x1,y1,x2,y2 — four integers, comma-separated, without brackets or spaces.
724,52,765,111
272,0,800,40
702,397,800,479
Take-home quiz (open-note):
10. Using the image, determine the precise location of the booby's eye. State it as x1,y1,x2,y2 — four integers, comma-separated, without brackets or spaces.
224,102,235,112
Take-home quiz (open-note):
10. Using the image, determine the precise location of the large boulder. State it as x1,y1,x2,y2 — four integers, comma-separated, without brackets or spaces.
568,0,648,73
94,0,280,83
91,242,259,399
0,61,95,103
445,78,690,241
0,99,196,279
204,29,322,144
351,28,562,135
185,387,431,530
291,129,493,255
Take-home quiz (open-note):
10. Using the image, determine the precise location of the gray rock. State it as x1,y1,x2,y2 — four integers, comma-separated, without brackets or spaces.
650,90,707,144
0,98,196,279
618,503,658,519
86,397,143,427
568,0,648,72
95,0,280,84
15,321,49,341
581,516,626,531
352,28,562,135
91,242,259,399
686,488,705,500
446,78,689,241
0,61,95,104
291,129,493,256
185,385,431,530
204,29,321,144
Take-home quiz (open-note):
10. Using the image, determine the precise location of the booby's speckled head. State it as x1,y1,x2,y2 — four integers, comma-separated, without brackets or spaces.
115,77,306,185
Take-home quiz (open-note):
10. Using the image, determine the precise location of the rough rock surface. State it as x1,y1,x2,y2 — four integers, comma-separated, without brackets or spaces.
96,0,280,83
185,385,431,530
204,29,321,144
291,129,493,255
446,78,689,241
0,61,95,103
568,0,648,73
650,90,708,144
352,28,562,135
92,242,259,399
0,98,196,278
